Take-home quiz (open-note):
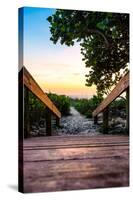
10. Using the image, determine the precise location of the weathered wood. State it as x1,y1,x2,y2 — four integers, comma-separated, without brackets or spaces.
24,87,30,138
93,72,129,117
23,135,129,193
24,135,129,147
24,145,129,162
103,107,109,134
45,108,52,136
18,64,24,192
126,87,129,134
24,160,129,192
20,67,61,119
18,8,24,192
56,117,60,127
94,116,98,124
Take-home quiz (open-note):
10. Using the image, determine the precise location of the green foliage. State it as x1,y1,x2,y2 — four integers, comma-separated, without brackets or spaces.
110,98,126,110
24,89,46,123
28,91,45,112
48,93,71,116
25,89,71,124
72,95,103,118
105,98,126,119
47,10,129,95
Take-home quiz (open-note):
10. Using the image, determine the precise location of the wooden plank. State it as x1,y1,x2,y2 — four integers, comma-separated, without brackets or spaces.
45,108,52,136
24,135,129,147
24,146,129,162
94,116,98,124
20,67,61,118
24,156,129,193
93,72,129,117
23,136,129,193
24,143,129,151
103,107,109,134
18,56,24,193
126,87,129,133
24,87,30,138
56,117,60,127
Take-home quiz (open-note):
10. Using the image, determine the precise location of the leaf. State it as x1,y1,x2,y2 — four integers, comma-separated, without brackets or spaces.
47,10,129,95
47,16,52,22
96,21,106,30
61,26,65,32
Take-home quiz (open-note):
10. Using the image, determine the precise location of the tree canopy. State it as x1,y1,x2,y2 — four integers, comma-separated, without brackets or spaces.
47,10,129,95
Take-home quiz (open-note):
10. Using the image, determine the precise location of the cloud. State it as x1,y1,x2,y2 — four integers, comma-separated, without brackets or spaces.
73,73,80,76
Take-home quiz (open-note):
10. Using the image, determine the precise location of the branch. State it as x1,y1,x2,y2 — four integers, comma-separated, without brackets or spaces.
87,29,109,48
119,95,126,102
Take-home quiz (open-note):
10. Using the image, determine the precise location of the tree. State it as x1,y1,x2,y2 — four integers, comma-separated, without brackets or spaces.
47,10,129,95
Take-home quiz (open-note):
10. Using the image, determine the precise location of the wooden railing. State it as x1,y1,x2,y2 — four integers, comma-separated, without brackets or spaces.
92,72,129,133
19,66,61,137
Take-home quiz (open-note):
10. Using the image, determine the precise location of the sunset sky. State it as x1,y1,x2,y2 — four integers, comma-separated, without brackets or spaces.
23,7,96,98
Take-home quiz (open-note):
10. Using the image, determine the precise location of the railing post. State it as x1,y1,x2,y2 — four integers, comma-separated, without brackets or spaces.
56,117,60,127
94,116,98,124
46,108,52,136
103,107,109,134
126,87,129,134
24,87,30,138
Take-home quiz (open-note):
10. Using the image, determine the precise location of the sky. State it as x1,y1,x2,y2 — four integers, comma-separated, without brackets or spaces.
23,7,96,99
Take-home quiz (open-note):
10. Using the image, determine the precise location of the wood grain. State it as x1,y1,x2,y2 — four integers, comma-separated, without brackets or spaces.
23,135,129,193
20,67,61,118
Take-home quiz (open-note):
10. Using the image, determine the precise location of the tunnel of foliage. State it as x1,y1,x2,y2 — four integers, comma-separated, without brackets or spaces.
25,89,126,121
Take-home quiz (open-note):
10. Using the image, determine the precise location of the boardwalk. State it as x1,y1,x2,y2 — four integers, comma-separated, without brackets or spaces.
23,135,129,193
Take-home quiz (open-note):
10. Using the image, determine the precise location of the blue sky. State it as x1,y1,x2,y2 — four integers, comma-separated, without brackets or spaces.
23,7,70,62
22,7,96,98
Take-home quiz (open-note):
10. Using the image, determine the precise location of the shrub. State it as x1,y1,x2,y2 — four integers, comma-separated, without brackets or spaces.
48,93,71,116
72,95,103,118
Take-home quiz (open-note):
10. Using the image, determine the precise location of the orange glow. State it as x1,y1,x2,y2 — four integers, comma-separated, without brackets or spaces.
24,45,96,98
35,77,96,98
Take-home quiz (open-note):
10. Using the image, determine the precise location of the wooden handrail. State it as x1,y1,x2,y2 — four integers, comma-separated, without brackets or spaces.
19,66,61,118
93,72,129,117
